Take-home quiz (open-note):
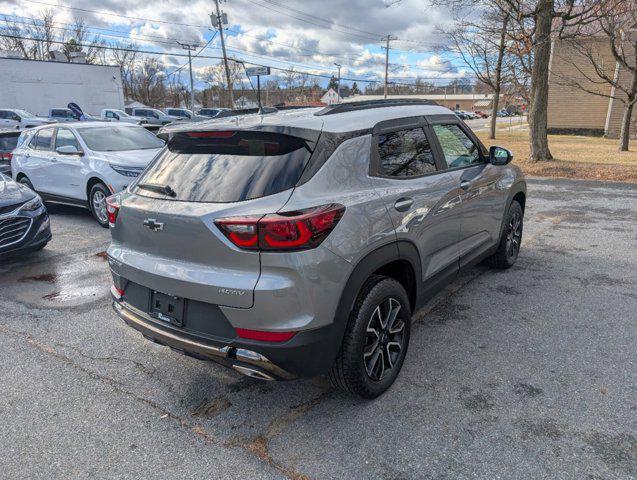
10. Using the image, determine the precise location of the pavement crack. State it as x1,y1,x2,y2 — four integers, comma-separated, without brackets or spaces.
0,324,320,479
225,388,333,480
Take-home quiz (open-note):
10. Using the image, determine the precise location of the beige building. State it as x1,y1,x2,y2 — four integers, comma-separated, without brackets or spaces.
343,93,500,112
548,36,636,139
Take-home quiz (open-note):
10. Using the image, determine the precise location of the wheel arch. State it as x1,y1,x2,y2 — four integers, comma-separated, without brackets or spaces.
333,241,422,337
86,176,109,203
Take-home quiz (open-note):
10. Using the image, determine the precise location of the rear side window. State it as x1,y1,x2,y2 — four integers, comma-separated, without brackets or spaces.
135,131,313,203
33,129,53,150
378,127,436,177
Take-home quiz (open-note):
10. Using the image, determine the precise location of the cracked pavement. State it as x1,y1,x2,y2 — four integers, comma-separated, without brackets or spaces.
0,179,635,479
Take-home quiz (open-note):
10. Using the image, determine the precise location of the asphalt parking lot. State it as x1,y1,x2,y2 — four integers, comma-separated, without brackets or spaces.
1,177,635,480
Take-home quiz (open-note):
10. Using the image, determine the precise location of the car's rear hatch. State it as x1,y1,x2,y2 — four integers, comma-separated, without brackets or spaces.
108,127,320,309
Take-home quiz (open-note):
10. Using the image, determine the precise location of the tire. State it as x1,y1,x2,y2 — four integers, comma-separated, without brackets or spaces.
89,183,110,228
18,176,35,191
328,275,411,399
485,200,523,269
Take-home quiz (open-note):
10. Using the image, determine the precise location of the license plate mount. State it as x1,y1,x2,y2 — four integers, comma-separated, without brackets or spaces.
149,290,185,327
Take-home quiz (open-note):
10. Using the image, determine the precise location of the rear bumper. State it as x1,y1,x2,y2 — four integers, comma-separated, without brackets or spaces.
112,296,342,380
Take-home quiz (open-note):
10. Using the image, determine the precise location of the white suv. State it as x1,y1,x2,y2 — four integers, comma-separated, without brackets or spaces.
0,109,52,129
11,122,165,226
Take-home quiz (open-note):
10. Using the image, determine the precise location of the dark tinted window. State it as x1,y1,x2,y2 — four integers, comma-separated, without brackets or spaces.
0,111,7,119
34,128,53,150
378,127,436,177
135,131,313,203
51,109,72,118
433,124,483,168
55,128,80,149
0,133,19,152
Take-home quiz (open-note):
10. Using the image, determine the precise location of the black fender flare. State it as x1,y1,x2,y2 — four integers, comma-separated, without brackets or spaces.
498,180,527,238
331,240,422,341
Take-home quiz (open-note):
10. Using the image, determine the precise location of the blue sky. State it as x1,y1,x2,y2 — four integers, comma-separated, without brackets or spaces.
0,0,468,88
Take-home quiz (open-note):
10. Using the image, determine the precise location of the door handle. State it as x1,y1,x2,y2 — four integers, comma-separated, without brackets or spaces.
394,197,413,212
460,180,471,190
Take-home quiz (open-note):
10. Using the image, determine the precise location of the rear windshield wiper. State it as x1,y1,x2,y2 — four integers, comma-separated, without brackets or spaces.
136,182,177,197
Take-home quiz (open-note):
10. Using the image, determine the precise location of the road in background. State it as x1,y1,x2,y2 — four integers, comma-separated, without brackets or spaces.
1,178,635,479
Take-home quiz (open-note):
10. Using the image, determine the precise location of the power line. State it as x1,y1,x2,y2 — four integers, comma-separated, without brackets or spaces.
1,32,464,86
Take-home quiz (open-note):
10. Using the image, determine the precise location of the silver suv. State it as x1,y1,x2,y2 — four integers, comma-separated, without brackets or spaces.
107,100,526,398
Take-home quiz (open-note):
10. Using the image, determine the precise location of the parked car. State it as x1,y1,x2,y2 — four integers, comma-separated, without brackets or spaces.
454,110,469,120
48,108,78,122
11,122,165,227
497,109,510,117
106,100,526,398
0,130,21,175
474,111,489,119
124,107,180,126
197,108,230,118
101,109,147,125
0,172,51,257
164,108,208,122
0,109,52,130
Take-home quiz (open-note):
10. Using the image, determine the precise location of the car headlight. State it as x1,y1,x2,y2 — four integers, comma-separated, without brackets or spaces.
20,195,43,212
110,164,144,177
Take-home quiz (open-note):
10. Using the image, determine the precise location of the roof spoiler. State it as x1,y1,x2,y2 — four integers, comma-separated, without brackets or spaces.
314,99,439,116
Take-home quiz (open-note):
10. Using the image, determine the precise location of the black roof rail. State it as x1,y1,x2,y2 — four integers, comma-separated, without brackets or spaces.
314,99,439,116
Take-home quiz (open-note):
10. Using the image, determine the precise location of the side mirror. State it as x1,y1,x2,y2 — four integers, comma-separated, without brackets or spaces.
56,145,83,156
489,146,513,165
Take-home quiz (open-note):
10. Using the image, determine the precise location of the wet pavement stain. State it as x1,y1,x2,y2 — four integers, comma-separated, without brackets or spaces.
191,396,232,419
516,418,564,440
583,432,637,476
19,273,57,283
458,387,495,412
513,382,544,398
495,285,522,296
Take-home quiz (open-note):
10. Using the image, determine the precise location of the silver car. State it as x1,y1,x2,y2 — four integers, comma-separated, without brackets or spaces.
107,100,526,398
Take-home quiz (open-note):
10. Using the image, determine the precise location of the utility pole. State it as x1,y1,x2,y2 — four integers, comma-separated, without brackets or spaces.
382,35,395,99
334,63,342,102
211,0,234,108
177,41,199,113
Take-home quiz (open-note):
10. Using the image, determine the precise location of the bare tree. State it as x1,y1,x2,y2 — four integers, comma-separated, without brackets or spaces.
108,42,140,100
1,11,103,63
554,2,636,150
439,2,512,139
497,0,606,161
201,60,243,107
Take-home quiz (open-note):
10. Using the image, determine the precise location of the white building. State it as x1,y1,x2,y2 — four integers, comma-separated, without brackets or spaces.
321,88,342,105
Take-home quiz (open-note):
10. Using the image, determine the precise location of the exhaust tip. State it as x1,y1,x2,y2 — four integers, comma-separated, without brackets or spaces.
232,364,275,381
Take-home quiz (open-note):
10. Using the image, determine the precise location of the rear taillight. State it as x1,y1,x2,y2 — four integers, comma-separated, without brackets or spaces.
105,194,121,227
0,152,12,162
215,204,345,251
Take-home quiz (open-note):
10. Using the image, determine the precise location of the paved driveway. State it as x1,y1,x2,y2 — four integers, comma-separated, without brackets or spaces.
1,178,635,480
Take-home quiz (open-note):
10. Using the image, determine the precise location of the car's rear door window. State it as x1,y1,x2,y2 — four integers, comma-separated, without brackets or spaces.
377,127,437,177
34,128,53,151
134,130,314,203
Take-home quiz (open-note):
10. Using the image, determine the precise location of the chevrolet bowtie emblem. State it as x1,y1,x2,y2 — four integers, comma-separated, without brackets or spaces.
143,218,164,231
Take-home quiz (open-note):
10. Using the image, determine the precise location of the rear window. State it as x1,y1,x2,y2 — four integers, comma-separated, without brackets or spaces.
134,130,313,203
0,133,20,152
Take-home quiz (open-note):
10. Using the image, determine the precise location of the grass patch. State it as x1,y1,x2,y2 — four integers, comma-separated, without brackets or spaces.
477,129,637,183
